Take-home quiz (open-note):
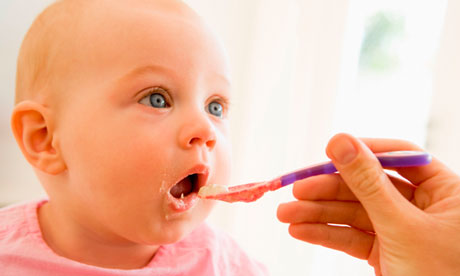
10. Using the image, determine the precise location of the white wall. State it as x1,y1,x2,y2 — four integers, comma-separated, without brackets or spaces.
428,0,460,171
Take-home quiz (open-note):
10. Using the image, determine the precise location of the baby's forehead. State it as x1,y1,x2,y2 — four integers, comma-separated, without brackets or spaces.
82,0,203,30
75,1,226,78
16,0,221,104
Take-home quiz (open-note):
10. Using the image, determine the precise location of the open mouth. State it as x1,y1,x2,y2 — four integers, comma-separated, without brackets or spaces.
169,173,199,199
166,165,209,212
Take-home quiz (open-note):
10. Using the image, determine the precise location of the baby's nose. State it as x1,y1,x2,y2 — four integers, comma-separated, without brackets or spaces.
178,115,217,151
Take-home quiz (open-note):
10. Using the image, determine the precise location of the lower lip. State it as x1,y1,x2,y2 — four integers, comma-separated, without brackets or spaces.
166,192,199,212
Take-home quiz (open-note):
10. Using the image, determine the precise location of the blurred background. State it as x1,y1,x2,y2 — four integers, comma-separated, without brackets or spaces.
1,0,459,275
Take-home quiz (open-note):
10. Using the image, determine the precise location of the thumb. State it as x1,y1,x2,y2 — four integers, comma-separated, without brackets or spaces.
326,133,410,227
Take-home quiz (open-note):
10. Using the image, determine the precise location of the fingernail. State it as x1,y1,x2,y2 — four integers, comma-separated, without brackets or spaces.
329,135,358,165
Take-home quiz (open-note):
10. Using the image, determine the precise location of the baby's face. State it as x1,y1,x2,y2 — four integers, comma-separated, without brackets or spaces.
52,2,231,245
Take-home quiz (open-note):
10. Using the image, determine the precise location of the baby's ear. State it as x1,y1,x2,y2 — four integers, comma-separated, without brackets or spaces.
11,101,66,175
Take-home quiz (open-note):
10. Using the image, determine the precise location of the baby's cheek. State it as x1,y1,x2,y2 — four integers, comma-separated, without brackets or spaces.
213,140,231,186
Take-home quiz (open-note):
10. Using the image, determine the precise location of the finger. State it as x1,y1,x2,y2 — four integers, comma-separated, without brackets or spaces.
288,223,375,260
277,200,374,231
360,137,444,185
292,174,356,201
361,138,460,205
326,133,415,226
292,173,415,202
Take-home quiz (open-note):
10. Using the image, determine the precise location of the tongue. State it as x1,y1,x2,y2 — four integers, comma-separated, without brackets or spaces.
170,176,193,198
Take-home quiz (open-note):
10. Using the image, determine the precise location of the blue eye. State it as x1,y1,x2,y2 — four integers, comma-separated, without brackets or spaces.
208,101,223,117
149,93,167,108
139,87,170,108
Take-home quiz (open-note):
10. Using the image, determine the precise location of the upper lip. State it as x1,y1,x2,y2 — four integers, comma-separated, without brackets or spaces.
170,164,210,193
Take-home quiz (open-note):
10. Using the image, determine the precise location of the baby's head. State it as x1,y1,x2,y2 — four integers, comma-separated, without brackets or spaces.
12,0,231,247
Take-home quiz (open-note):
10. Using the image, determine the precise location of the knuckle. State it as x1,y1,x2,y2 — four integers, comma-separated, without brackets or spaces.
398,139,421,150
363,137,422,151
349,203,362,225
315,203,326,222
396,140,423,153
347,164,386,199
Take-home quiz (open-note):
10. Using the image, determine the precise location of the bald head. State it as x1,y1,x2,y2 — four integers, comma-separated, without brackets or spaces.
15,0,201,105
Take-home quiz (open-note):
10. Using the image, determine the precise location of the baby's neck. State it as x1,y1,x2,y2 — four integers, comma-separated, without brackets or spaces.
37,201,159,269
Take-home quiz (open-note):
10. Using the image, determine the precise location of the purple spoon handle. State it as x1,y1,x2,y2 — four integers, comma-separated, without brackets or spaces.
280,151,432,187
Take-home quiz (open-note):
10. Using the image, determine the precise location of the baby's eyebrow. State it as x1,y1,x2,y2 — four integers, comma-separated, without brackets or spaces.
115,64,231,89
117,64,176,83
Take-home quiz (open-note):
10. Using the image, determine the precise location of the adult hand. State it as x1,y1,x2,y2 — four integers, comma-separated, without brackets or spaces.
277,133,460,276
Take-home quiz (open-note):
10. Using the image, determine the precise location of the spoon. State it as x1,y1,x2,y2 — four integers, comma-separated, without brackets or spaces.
198,151,432,203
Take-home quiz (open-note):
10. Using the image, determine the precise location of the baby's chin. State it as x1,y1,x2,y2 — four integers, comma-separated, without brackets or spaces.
142,222,198,246
138,201,215,245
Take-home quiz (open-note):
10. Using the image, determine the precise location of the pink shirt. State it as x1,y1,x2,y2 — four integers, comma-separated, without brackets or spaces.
0,200,268,276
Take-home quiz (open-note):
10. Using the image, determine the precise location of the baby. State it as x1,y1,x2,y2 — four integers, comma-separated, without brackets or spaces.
0,0,267,274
